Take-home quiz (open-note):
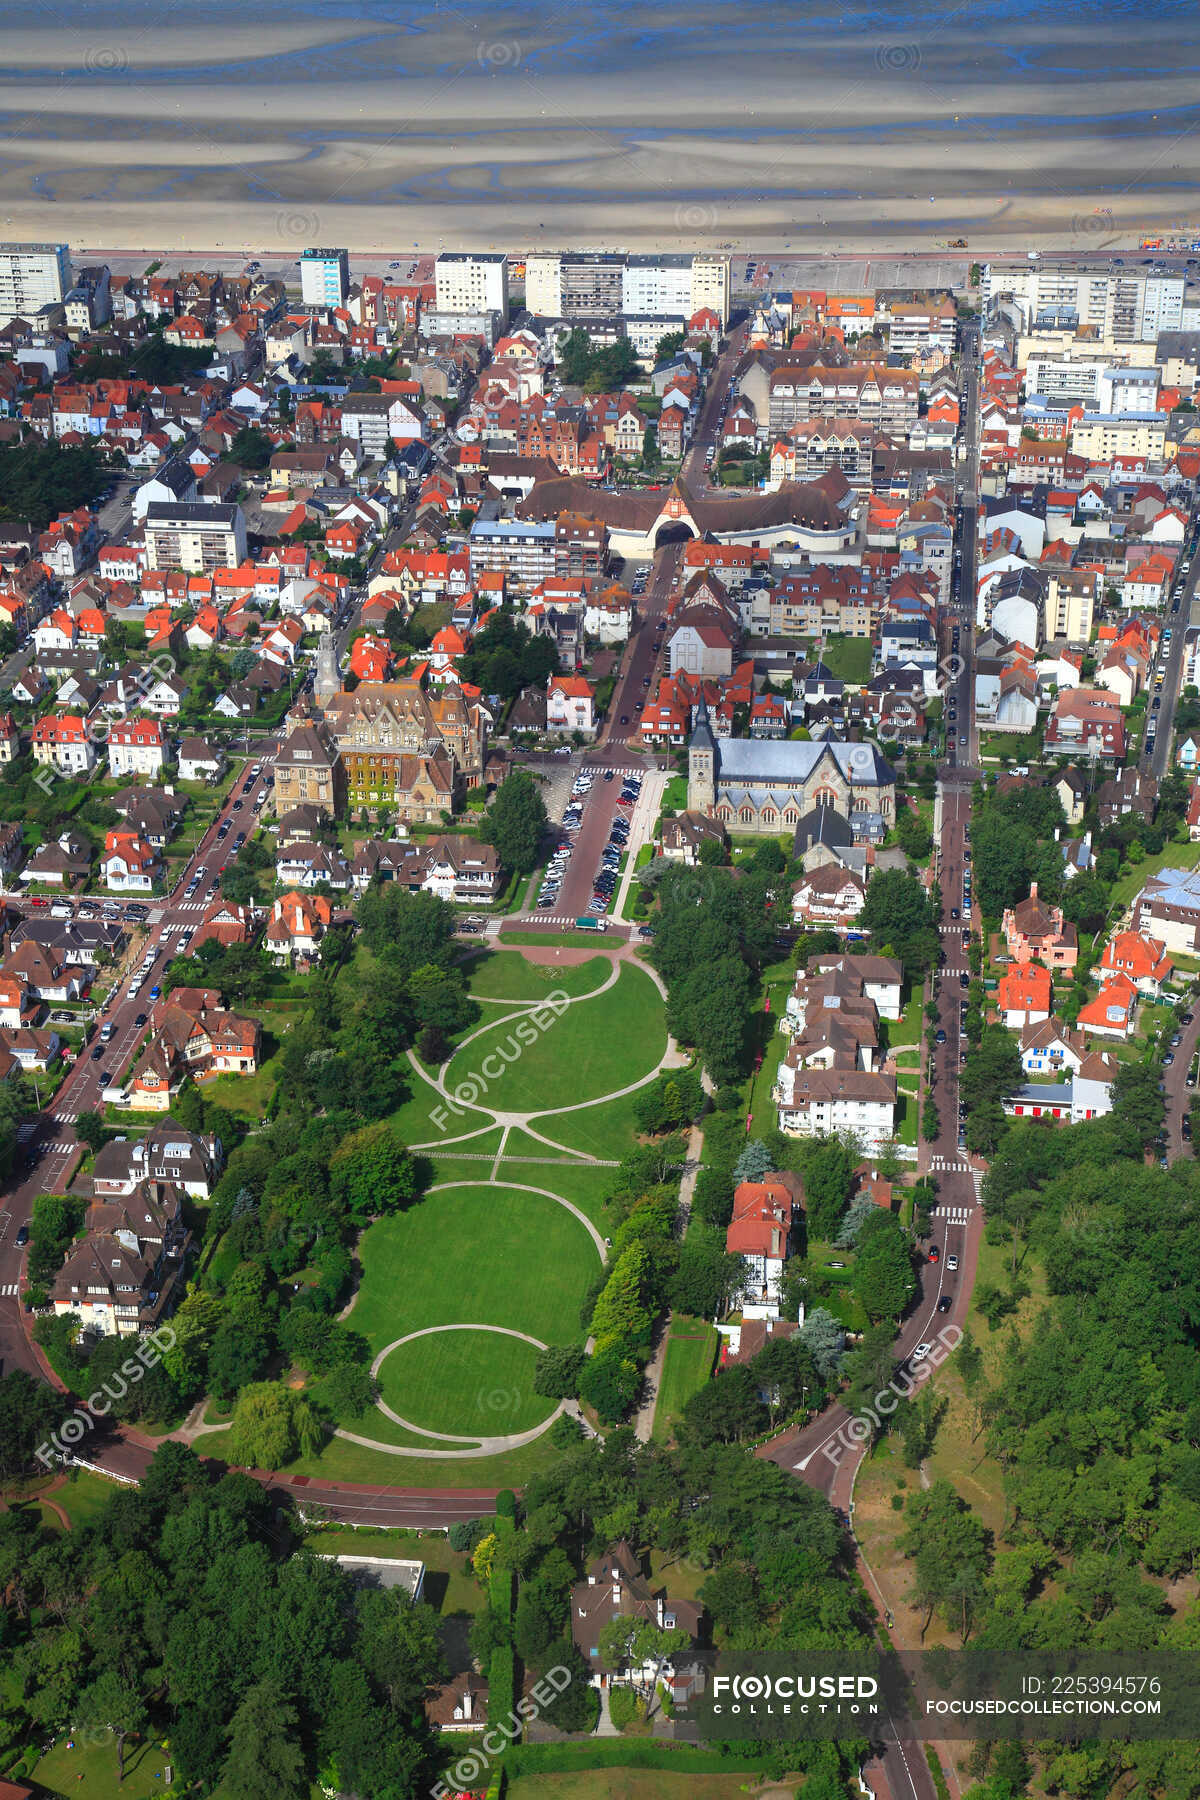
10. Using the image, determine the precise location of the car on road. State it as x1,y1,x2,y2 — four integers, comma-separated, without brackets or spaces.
15,1223,28,1246
937,1296,953,1313
935,1028,947,1045
90,1045,103,1061
928,1245,940,1263
947,1254,959,1272
951,907,959,919
134,1013,147,1027
911,1342,933,1361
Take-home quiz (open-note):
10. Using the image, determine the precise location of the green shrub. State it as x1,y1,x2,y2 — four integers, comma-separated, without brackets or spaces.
609,1686,644,1731
488,1643,516,1729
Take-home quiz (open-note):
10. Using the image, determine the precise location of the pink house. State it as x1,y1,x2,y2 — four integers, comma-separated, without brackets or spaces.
1001,882,1078,971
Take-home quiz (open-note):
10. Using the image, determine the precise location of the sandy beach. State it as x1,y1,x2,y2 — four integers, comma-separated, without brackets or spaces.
0,0,1196,257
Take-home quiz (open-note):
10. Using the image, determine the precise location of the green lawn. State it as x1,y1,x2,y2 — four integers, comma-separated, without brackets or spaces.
386,1065,494,1147
202,1425,565,1489
352,1182,599,1354
377,1329,553,1437
506,1771,757,1800
819,634,873,684
489,1151,619,1229
32,1733,172,1799
651,1317,719,1444
1107,834,1200,914
304,1528,483,1616
465,949,611,1004
443,962,665,1113
525,1088,646,1162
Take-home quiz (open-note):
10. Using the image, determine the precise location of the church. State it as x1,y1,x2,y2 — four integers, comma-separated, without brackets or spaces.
687,697,895,837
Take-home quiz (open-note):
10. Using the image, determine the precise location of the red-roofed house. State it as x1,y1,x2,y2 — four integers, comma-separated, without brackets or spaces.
31,713,95,776
1001,883,1078,970
726,1172,804,1319
996,962,1053,1029
107,716,166,779
546,673,596,734
1098,930,1173,997
1078,973,1138,1040
101,829,159,893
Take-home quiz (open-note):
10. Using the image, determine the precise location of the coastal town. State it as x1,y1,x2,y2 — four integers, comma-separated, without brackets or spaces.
0,234,1197,1800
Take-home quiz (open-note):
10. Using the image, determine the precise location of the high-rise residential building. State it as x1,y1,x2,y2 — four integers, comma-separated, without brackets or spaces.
434,251,509,319
299,247,350,308
983,257,1185,342
689,252,732,326
0,242,71,323
622,254,693,317
524,252,563,317
523,251,730,326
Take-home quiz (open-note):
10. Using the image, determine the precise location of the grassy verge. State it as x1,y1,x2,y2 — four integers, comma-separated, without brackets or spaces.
651,1316,719,1444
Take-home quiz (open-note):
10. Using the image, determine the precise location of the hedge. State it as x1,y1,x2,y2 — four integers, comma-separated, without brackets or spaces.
500,1742,765,1777
487,1643,515,1728
925,1748,951,1800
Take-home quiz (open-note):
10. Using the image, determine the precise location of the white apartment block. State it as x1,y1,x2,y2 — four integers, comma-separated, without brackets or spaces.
690,252,731,326
622,254,694,318
143,502,247,573
1024,356,1160,413
435,252,509,319
525,251,730,326
0,241,71,324
299,248,349,308
1069,412,1167,461
1046,570,1097,643
985,258,1184,342
524,253,564,318
468,519,557,586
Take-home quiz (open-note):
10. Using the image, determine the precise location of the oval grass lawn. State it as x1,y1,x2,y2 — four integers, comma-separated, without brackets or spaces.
443,962,665,1114
376,1328,554,1439
351,1183,601,1355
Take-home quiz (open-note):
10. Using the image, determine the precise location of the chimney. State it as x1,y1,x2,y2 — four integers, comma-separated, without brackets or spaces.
1030,880,1038,899
770,1227,781,1257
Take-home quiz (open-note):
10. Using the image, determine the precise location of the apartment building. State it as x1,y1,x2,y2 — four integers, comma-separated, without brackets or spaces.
469,519,558,585
768,363,919,433
984,257,1185,342
1046,568,1098,642
143,502,247,573
885,298,957,359
1069,412,1167,462
299,247,349,307
434,251,509,319
0,241,71,324
525,251,730,326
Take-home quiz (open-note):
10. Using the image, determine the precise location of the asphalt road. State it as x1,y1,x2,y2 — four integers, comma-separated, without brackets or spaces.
1141,522,1200,780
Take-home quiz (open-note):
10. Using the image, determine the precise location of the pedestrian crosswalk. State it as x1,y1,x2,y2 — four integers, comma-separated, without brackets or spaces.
929,1156,973,1175
0,1283,18,1297
934,1204,974,1223
528,914,613,927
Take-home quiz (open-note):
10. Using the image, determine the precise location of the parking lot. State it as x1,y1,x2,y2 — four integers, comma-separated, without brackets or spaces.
533,766,644,924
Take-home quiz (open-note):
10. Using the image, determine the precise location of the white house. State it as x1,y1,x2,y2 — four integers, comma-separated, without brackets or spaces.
177,737,225,783
725,1172,802,1320
546,674,596,735
101,829,159,893
773,1054,897,1151
107,717,166,780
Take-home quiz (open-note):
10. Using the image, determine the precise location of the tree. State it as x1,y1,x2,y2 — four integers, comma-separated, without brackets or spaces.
329,1122,418,1220
229,425,274,471
641,424,659,470
798,1135,856,1240
1111,1059,1166,1149
796,1307,845,1381
407,962,474,1035
75,1108,107,1154
668,1239,745,1319
481,767,548,875
222,1680,307,1800
77,1670,147,1783
732,1138,774,1184
533,1344,585,1398
578,1348,641,1422
859,868,938,979
357,884,456,975
851,1210,916,1323
589,1242,652,1355
226,1382,323,1469
900,1480,992,1640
